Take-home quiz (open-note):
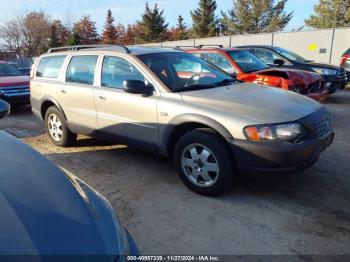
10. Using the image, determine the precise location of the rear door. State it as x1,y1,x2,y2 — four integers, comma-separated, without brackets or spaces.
94,55,159,145
57,55,99,131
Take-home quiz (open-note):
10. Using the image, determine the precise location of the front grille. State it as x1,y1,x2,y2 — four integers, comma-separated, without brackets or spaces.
0,85,29,96
308,80,322,93
315,113,332,138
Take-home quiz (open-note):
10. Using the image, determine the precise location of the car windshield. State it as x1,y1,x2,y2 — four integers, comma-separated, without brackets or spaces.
227,50,268,73
273,47,308,62
137,52,235,92
0,63,23,76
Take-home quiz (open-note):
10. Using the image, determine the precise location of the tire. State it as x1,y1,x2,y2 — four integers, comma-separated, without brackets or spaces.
45,106,77,147
173,128,235,196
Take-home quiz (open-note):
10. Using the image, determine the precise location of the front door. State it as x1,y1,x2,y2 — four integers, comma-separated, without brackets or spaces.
94,55,158,145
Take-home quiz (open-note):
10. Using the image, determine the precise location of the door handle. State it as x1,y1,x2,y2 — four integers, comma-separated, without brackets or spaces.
60,88,67,94
97,94,106,100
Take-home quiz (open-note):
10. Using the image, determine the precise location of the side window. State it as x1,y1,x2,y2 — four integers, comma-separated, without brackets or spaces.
66,55,98,85
36,56,66,78
101,56,145,89
202,53,236,75
252,49,282,65
192,53,202,58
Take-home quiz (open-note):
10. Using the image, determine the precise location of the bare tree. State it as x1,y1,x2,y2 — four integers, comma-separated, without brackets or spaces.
0,11,51,56
20,12,51,56
0,18,23,55
62,9,76,33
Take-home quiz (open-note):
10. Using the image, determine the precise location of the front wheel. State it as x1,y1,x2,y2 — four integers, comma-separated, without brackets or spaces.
45,106,77,147
174,129,235,196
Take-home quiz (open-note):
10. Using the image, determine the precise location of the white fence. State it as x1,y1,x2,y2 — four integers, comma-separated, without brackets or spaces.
139,27,350,66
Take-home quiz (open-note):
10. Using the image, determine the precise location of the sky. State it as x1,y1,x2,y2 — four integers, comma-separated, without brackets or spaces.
0,0,319,32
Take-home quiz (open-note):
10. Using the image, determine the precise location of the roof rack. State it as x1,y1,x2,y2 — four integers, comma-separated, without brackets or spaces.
196,44,224,49
175,45,196,49
175,44,224,50
47,45,131,54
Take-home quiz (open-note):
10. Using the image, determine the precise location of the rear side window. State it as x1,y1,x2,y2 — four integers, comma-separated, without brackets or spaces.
201,53,236,75
66,55,98,85
36,56,66,78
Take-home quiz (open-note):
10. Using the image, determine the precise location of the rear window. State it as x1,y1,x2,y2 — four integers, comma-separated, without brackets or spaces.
36,56,66,78
344,48,350,55
66,56,98,85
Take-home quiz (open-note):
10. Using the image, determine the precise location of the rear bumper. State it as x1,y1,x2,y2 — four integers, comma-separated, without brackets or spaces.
306,89,329,103
230,131,334,174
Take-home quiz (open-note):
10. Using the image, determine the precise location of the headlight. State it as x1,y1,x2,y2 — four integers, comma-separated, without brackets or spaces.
244,123,304,142
312,67,337,75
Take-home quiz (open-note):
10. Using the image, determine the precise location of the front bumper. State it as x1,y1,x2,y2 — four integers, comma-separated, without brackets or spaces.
306,88,329,103
0,88,30,105
230,107,334,174
231,132,333,174
324,75,347,93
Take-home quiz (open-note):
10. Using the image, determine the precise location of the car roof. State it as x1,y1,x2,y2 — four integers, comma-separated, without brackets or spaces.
185,47,249,52
236,45,275,49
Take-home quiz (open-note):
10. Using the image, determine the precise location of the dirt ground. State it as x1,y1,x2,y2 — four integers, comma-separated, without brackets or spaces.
1,89,350,256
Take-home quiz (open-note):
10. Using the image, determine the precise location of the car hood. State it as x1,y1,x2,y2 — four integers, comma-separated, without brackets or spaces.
306,62,340,70
0,75,30,87
180,83,322,123
0,132,123,257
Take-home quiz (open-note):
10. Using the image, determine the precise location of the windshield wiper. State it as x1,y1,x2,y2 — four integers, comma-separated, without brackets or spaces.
215,78,236,86
172,84,216,92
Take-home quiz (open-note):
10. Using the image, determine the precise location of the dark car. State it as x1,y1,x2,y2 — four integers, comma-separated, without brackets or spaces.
0,100,139,259
340,48,350,81
237,45,348,93
8,57,33,75
0,62,30,105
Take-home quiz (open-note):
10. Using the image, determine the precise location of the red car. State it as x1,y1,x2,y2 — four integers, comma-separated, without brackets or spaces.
0,62,30,105
185,46,329,103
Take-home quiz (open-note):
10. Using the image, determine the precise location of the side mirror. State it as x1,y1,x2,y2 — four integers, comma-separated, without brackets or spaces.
123,80,153,96
273,59,285,66
0,100,10,119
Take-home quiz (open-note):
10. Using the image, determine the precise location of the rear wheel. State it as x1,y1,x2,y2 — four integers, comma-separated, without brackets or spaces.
45,106,77,147
174,129,235,196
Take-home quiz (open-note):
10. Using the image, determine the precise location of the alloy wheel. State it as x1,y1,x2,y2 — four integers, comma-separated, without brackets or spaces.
181,143,220,187
48,113,63,142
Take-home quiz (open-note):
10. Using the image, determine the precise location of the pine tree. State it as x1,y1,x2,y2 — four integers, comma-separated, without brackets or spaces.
73,16,99,45
49,24,59,48
49,20,70,47
305,0,350,28
66,32,80,46
137,3,169,43
176,15,189,40
102,10,117,44
122,24,143,44
191,0,217,38
221,0,293,34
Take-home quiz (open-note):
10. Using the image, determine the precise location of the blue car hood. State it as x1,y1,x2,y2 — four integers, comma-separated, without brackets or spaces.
0,131,121,257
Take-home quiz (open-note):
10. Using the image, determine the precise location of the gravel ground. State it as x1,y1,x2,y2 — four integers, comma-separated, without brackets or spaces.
1,89,350,256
